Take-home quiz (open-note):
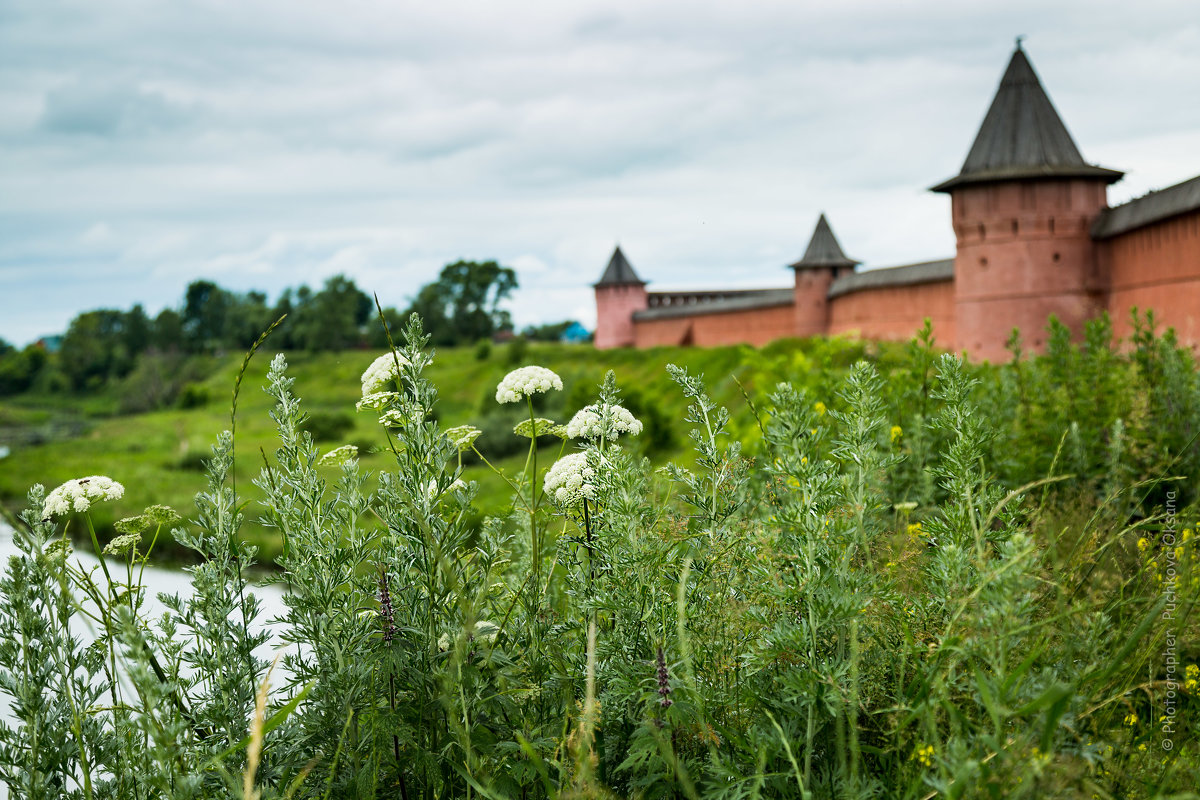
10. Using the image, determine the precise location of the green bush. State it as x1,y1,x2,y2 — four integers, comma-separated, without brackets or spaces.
1,315,1197,799
298,409,355,442
175,382,210,409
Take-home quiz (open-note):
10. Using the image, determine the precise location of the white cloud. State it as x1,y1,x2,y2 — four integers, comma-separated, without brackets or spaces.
1,0,1198,344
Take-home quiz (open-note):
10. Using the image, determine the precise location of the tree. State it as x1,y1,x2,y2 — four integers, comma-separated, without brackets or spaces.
153,308,185,352
59,309,135,388
287,275,372,351
182,280,233,352
123,304,152,356
0,344,46,395
404,260,518,346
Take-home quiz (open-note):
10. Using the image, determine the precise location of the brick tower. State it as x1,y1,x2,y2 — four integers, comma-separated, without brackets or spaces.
593,246,648,349
791,214,859,337
932,43,1124,361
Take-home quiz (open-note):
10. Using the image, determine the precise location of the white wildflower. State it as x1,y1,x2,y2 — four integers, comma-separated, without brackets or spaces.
361,353,409,398
43,476,125,519
356,391,399,412
513,418,567,439
444,425,482,452
318,444,359,466
379,404,425,427
495,366,563,404
438,621,500,651
565,403,643,440
427,477,467,501
543,452,596,508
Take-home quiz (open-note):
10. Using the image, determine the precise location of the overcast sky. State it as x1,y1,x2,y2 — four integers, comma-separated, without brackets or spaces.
2,0,1199,346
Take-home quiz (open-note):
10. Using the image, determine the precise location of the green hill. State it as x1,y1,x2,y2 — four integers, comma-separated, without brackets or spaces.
0,335,907,563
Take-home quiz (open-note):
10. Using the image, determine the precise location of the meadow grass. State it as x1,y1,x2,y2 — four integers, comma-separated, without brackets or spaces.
0,315,1197,799
0,336,898,563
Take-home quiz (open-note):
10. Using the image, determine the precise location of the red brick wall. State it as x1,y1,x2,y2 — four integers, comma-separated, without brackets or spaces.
632,303,796,348
828,279,956,346
1100,211,1200,351
950,179,1109,361
594,284,648,349
793,268,837,337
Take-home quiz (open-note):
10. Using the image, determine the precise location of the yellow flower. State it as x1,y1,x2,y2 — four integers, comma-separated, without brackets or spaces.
814,401,826,416
890,425,903,443
907,522,923,539
1124,712,1138,727
1137,537,1149,551
911,744,935,767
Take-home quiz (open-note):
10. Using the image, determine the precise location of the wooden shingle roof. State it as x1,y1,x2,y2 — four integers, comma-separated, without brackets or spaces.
1092,175,1200,239
932,45,1122,192
790,214,860,270
594,246,645,287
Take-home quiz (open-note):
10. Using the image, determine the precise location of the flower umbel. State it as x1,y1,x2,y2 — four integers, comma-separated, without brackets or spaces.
318,444,359,466
565,403,643,440
543,452,596,508
495,366,563,404
361,352,410,398
444,424,483,452
43,476,125,519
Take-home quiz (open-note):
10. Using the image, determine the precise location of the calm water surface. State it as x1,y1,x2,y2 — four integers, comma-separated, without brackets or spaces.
0,521,290,798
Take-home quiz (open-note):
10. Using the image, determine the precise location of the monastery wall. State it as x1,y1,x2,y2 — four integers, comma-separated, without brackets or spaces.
1101,213,1200,350
632,302,796,348
828,279,956,345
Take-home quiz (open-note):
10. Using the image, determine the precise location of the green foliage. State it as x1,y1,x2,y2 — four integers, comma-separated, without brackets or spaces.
298,410,355,443
405,260,519,346
0,344,47,396
60,309,142,389
3,316,1197,798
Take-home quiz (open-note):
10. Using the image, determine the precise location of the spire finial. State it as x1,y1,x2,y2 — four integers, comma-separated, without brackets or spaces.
1015,34,1026,51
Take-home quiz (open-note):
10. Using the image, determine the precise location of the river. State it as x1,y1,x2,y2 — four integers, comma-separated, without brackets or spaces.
0,521,289,798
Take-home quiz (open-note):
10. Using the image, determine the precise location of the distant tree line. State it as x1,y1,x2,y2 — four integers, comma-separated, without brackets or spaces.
0,260,582,400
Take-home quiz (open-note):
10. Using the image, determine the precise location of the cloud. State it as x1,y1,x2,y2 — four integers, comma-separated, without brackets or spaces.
1,0,1199,345
39,78,189,137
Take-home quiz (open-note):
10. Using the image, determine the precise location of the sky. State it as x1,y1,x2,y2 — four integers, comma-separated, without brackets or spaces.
2,0,1199,347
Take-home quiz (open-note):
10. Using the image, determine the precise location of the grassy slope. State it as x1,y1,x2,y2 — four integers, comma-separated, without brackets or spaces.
0,335,910,562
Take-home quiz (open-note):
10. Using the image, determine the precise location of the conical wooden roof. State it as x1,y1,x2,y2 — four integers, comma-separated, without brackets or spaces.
594,246,645,286
790,214,859,270
932,45,1122,192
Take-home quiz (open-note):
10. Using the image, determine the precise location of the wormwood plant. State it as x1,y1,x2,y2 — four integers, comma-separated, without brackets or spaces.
1,315,1198,799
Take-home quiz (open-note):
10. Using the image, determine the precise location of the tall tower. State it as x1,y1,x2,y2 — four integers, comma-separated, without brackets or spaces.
593,246,648,349
791,214,859,338
932,43,1123,361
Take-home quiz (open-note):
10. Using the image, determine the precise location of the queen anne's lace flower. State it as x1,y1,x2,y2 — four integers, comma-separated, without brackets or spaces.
318,444,359,466
495,366,562,404
513,418,567,439
427,478,467,501
443,425,483,452
565,403,643,440
357,391,399,412
43,476,125,519
361,353,410,398
543,452,596,508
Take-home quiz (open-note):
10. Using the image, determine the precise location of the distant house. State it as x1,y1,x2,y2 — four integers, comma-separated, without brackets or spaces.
560,322,590,344
35,335,63,353
594,43,1200,362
